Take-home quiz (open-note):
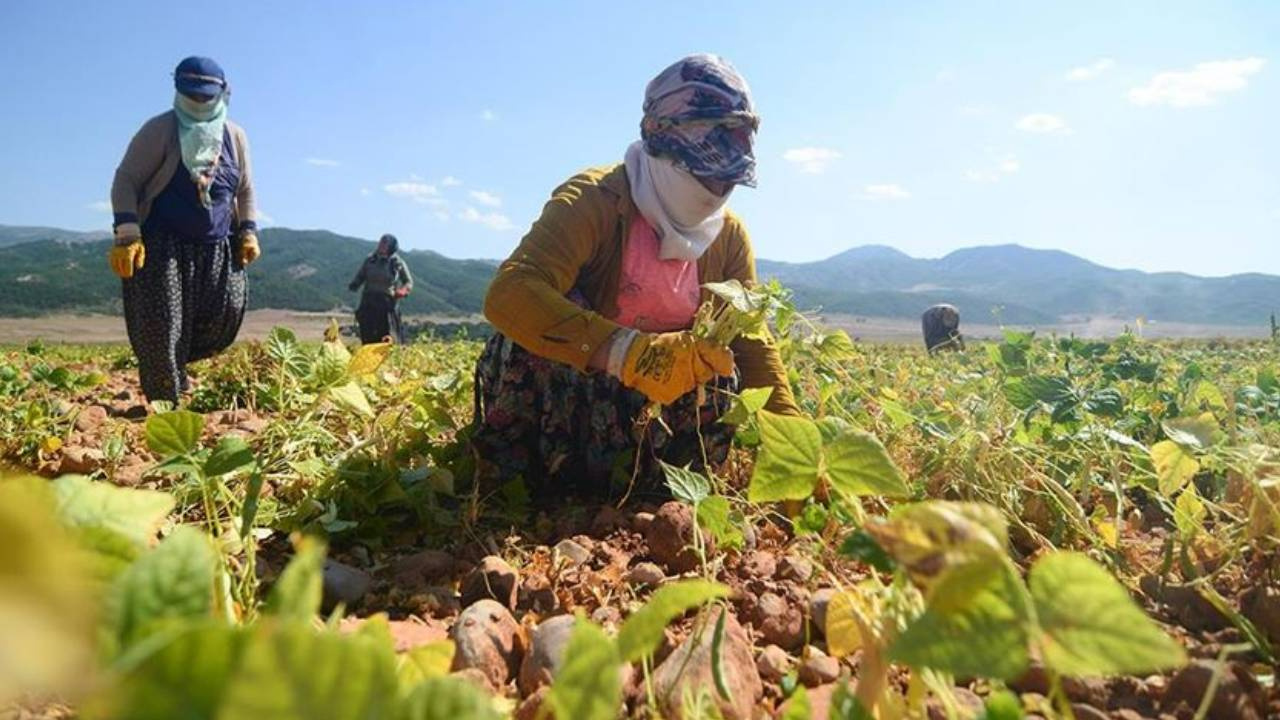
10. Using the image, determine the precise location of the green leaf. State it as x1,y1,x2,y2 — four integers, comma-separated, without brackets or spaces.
864,501,1008,592
662,462,710,505
617,580,731,662
217,622,400,720
53,475,174,549
1173,485,1206,540
396,641,456,692
104,526,215,652
748,411,822,502
1083,388,1124,417
398,675,502,720
838,529,896,573
330,381,375,419
1151,440,1199,496
696,496,744,550
823,429,911,498
779,686,811,720
889,561,1032,681
721,386,773,426
1162,413,1219,450
979,690,1024,720
1029,551,1186,676
144,410,204,457
265,537,326,622
547,620,622,720
101,622,247,720
204,436,256,477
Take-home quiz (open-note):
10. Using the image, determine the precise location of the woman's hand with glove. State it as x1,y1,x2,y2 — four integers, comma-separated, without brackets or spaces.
108,223,145,279
238,233,261,267
617,330,734,405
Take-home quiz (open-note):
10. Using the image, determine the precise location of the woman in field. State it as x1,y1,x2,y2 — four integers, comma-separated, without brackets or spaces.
474,54,799,496
108,56,259,404
349,233,413,344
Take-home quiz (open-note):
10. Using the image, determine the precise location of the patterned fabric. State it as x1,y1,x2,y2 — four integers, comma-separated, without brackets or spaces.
611,215,701,331
471,333,739,498
641,54,759,186
122,229,247,403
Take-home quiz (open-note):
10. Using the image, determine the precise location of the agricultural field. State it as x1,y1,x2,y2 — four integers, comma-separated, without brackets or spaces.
2,293,1278,720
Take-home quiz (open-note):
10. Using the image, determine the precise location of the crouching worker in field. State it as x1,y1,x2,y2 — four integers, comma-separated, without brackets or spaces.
109,57,259,404
349,233,413,344
473,54,799,498
922,303,964,353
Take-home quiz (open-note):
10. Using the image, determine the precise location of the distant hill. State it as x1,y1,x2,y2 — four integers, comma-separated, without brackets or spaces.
0,227,495,317
759,244,1280,326
0,226,1275,327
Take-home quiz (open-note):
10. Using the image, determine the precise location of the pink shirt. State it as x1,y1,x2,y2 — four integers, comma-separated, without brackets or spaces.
610,215,701,332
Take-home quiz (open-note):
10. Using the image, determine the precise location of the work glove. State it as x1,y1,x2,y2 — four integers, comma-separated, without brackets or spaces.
108,223,145,279
394,286,410,299
618,330,734,405
238,233,261,267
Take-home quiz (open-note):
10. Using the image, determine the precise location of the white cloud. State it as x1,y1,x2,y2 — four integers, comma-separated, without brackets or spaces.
1016,113,1071,134
782,147,842,174
359,188,371,196
862,184,911,201
1129,57,1265,108
459,206,514,231
966,153,1021,183
384,181,441,204
1065,58,1115,82
441,176,463,187
469,190,502,207
86,200,112,213
305,157,340,167
480,109,497,122
256,211,275,225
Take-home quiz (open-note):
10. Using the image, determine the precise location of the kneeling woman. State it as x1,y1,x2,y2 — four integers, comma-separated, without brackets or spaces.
475,54,799,497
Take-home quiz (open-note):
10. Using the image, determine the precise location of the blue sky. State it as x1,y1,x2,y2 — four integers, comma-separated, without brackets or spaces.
0,1,1275,276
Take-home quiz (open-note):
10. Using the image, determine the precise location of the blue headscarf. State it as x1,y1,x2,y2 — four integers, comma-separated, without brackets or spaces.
640,54,759,187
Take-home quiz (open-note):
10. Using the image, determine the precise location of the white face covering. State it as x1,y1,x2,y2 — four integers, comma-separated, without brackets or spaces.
624,141,731,261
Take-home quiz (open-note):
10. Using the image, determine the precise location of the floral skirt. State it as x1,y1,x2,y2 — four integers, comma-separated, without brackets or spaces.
470,333,739,498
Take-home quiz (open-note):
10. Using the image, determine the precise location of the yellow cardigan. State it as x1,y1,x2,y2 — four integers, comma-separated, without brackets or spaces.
483,164,800,416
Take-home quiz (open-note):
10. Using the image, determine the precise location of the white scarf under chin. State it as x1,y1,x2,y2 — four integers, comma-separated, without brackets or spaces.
624,142,730,261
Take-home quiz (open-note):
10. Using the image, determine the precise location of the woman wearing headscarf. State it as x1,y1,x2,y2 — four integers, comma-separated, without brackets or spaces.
474,54,800,497
109,56,259,404
349,233,413,344
922,304,964,353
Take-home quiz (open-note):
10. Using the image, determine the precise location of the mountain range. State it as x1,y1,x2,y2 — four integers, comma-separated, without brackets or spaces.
0,224,1275,327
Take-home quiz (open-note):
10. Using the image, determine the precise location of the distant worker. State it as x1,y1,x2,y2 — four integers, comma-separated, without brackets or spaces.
474,54,799,497
108,56,259,404
348,233,413,344
922,303,964,353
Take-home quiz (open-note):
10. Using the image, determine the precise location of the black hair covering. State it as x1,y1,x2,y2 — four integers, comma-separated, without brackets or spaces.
379,234,399,254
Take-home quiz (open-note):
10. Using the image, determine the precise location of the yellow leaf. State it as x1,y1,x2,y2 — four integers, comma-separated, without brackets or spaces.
826,585,880,658
1151,441,1199,497
40,437,63,455
348,342,393,378
1093,518,1118,548
397,640,456,689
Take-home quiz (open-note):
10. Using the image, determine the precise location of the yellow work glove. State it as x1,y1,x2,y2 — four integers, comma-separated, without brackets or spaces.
618,330,734,406
108,239,146,279
238,233,261,267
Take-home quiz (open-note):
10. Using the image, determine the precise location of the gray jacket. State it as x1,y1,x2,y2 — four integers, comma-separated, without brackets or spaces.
350,254,413,297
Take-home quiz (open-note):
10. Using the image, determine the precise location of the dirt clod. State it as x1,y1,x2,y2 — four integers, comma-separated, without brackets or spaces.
460,555,520,610
451,599,525,691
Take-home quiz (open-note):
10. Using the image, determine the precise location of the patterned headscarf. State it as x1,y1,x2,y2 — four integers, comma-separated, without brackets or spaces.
641,54,759,187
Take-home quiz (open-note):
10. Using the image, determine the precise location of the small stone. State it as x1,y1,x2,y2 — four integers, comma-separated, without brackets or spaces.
1069,704,1110,720
553,539,591,567
450,667,494,693
809,588,836,637
778,555,814,583
742,550,777,579
517,572,560,615
392,549,455,589
451,599,525,691
514,686,549,719
460,556,521,610
798,654,841,687
647,502,709,574
653,607,761,720
751,592,804,650
626,562,666,587
58,446,105,475
387,618,449,653
237,416,269,434
926,688,985,720
756,644,792,683
74,405,109,433
591,605,622,629
321,559,372,611
590,505,625,535
518,615,577,696
1163,659,1265,720
1240,584,1280,646
632,511,655,533
412,586,461,618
